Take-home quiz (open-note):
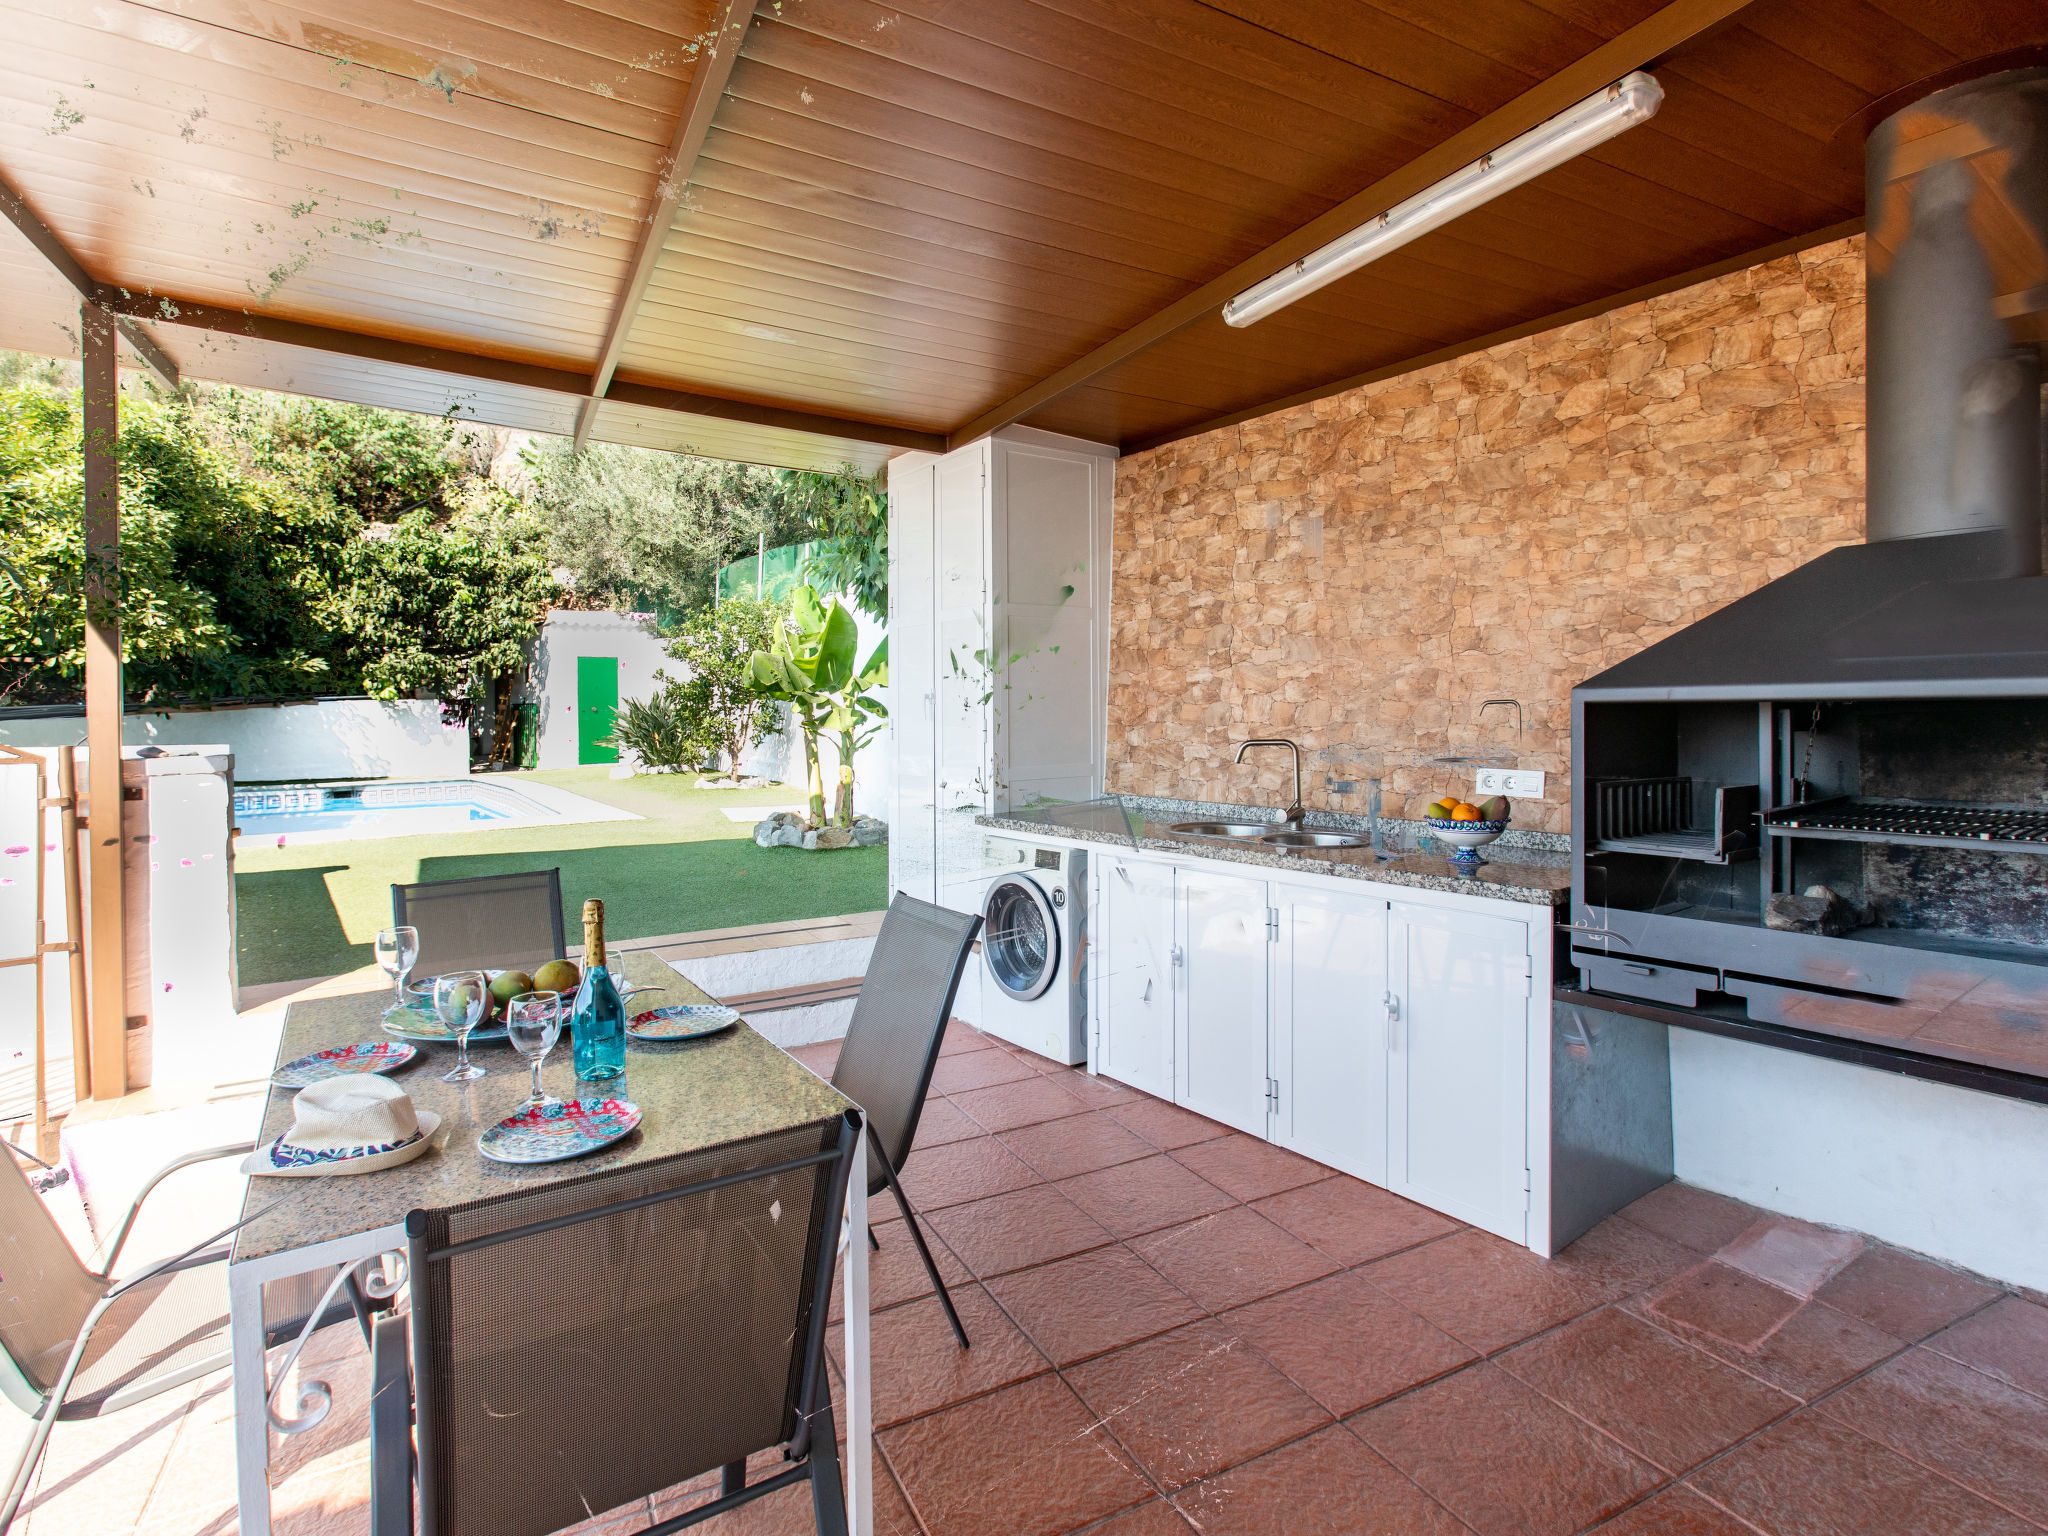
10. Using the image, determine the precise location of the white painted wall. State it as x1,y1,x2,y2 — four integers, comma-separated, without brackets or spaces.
530,610,672,770
1671,1030,2048,1290
0,699,466,782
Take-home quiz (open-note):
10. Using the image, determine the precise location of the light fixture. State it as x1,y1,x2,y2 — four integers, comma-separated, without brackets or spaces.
1221,72,1665,328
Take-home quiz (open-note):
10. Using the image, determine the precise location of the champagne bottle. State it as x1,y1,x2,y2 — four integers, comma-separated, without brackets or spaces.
570,898,626,1082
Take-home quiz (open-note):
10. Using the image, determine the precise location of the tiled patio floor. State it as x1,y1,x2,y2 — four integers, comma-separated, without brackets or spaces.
14,1019,2046,1535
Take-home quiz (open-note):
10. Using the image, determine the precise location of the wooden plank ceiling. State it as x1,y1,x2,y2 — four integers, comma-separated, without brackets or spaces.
1,0,2044,467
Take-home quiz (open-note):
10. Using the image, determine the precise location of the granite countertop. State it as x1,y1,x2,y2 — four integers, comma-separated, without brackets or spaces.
977,797,1570,906
233,948,851,1263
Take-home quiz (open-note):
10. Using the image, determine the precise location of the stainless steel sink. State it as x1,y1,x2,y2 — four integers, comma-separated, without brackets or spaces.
1168,821,1270,839
1261,830,1372,849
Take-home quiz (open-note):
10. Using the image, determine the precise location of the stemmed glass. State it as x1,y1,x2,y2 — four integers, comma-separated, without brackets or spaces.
374,927,419,1015
433,970,489,1083
505,991,563,1110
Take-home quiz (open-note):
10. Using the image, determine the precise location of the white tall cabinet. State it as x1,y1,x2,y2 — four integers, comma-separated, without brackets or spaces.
886,428,1115,909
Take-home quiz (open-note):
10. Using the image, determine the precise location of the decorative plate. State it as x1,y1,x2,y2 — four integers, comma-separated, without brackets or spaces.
627,1002,740,1042
477,1098,642,1165
273,1040,417,1088
380,1005,508,1043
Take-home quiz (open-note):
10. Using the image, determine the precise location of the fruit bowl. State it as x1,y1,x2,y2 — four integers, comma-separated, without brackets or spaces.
1424,817,1509,867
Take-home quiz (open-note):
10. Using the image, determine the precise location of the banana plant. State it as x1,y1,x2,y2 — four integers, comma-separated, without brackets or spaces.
747,585,866,828
825,637,887,827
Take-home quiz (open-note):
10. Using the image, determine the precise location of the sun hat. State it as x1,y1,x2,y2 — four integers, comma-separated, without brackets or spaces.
243,1074,441,1177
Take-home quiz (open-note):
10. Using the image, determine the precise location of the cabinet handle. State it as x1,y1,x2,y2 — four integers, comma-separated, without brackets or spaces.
1142,978,1152,1003
1385,990,1402,1051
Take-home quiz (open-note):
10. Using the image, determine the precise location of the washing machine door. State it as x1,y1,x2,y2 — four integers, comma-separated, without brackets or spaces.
982,875,1059,1002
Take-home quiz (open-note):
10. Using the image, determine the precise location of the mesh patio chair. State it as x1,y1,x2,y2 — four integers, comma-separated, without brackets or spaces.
369,1110,861,1536
392,868,566,977
828,893,983,1350
0,1143,368,1532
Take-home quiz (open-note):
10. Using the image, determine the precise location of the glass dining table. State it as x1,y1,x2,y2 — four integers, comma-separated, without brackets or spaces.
227,946,878,1535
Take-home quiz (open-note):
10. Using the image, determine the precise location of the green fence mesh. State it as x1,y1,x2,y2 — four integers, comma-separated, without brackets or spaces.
715,541,827,604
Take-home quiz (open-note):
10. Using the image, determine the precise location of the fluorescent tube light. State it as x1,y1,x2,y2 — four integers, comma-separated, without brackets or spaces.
1221,72,1665,328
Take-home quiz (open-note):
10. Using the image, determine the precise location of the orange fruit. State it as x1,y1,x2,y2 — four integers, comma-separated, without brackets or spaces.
1450,804,1482,822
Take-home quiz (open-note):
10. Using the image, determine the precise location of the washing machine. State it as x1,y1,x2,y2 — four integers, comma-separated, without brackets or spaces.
976,834,1088,1064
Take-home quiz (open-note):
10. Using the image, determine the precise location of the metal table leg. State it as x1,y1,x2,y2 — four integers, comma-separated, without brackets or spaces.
844,1171,871,1536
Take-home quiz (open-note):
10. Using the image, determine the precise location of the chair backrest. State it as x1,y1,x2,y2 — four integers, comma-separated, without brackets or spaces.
405,1112,857,1536
392,868,565,977
830,893,982,1194
0,1151,102,1404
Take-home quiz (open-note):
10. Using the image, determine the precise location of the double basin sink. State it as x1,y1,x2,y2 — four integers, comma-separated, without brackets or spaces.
1170,821,1373,851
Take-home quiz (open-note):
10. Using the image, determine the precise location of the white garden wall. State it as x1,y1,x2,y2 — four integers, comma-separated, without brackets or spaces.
529,610,672,771
0,698,466,782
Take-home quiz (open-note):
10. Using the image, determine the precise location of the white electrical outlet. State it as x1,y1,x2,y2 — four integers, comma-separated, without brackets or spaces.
1475,768,1546,799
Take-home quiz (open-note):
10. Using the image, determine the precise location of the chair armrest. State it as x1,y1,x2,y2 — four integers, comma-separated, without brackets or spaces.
369,1312,415,1536
103,1142,259,1275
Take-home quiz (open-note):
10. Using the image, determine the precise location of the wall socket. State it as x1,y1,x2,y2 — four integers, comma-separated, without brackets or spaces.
1475,768,1546,798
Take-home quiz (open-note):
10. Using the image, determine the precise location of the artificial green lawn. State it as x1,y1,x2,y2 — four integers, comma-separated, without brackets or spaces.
233,768,887,986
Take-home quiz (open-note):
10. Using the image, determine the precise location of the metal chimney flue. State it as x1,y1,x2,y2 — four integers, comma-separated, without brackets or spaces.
1865,67,2048,575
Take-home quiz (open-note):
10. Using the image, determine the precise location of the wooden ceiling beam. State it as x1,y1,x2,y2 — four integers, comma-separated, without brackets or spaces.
0,174,179,389
1122,216,1864,454
944,0,1765,451
575,0,759,451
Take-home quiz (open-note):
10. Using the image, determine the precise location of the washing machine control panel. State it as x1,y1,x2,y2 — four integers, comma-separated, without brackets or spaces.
1033,848,1062,871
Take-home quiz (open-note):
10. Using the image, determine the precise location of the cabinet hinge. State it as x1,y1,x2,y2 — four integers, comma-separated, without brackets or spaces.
1517,955,1534,997
1522,1166,1533,1210
1265,1077,1280,1111
1266,906,1280,942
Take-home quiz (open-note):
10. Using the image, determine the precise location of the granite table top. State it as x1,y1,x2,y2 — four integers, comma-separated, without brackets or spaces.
976,812,1570,907
232,948,852,1264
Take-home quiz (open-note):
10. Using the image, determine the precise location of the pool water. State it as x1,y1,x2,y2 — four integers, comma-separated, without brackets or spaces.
233,779,625,844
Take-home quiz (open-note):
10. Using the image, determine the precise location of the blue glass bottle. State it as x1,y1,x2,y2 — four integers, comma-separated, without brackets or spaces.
570,897,626,1081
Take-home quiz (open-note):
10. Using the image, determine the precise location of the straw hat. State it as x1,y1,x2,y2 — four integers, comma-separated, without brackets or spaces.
244,1075,441,1177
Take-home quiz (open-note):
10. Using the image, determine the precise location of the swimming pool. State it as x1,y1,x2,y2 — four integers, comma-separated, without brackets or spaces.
233,778,637,845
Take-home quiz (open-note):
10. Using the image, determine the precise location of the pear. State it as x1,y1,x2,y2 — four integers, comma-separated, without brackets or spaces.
532,958,582,996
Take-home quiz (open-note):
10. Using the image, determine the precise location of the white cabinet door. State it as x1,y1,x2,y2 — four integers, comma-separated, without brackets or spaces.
1176,869,1272,1136
1095,857,1175,1100
885,456,938,902
1273,886,1388,1185
1387,901,1532,1242
934,443,989,824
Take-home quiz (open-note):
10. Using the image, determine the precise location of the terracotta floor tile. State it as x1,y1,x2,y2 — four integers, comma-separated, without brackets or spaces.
1687,1409,2037,1535
1132,1206,1340,1313
1355,1363,1665,1536
1220,1270,1476,1416
1586,1485,1766,1534
1064,1318,1333,1491
1250,1176,1460,1265
999,1110,1156,1182
1499,1307,1799,1474
787,1039,841,1079
829,1282,1050,1427
1006,1045,1075,1076
911,1095,985,1149
1637,1291,1905,1403
1819,1347,2048,1525
987,1244,1204,1366
1087,1499,1199,1534
1046,1067,1147,1109
1546,1213,1703,1301
833,1211,973,1320
928,1047,1042,1095
1109,1098,1234,1151
1815,1245,2005,1342
896,1135,1041,1212
939,1020,998,1056
881,1374,1153,1536
1365,1230,1613,1354
1058,1154,1237,1240
1168,1134,1333,1202
649,1446,922,1536
926,1182,1114,1278
1173,1424,1468,1535
1717,1216,1865,1299
1642,1261,1803,1351
950,1072,1092,1134
1929,1296,2048,1399
1616,1184,1762,1255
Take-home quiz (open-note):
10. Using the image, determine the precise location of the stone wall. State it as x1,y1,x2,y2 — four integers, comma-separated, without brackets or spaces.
1107,235,1868,834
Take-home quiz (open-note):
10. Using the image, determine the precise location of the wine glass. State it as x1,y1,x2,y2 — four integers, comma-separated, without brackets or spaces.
505,991,562,1110
374,927,419,1014
433,971,489,1083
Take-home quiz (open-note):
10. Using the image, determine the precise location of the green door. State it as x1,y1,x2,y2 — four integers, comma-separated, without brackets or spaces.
576,655,619,764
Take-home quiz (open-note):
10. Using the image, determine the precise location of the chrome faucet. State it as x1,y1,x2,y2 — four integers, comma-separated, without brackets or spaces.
1234,738,1305,826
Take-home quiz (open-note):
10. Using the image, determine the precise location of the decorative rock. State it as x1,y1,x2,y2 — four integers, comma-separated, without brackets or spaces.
753,811,808,848
851,815,889,847
811,826,854,851
1765,889,1857,935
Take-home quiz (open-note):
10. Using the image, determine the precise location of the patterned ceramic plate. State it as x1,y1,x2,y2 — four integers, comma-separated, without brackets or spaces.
477,1098,642,1165
627,1003,740,1042
380,1005,508,1043
273,1040,417,1089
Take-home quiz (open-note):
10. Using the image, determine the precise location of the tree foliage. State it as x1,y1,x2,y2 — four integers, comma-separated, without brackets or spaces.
747,585,883,828
779,466,887,621
664,595,785,782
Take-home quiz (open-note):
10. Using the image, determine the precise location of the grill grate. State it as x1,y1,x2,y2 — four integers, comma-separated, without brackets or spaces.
1767,800,2048,844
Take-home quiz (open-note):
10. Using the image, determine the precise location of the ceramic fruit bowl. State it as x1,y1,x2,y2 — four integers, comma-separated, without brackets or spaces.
1424,817,1508,867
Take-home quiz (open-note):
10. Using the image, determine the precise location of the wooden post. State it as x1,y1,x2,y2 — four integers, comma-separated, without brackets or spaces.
55,746,90,1103
81,301,126,1101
